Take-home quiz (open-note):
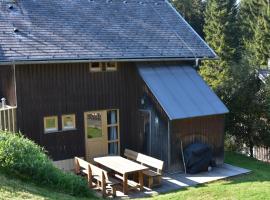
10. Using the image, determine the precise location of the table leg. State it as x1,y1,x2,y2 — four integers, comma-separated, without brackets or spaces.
123,173,128,195
139,171,144,191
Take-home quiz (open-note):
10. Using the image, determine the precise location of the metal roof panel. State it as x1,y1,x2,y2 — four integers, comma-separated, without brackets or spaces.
138,64,229,120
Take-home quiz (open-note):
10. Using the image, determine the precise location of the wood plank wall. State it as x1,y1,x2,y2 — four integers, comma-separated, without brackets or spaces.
170,115,225,171
0,66,16,105
15,62,144,161
13,61,226,171
140,85,170,169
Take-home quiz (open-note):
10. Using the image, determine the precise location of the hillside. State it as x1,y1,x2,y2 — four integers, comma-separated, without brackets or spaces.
0,152,269,200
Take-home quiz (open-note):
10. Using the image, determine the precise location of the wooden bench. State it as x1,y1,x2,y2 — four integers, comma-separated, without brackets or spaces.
124,149,164,188
74,157,120,197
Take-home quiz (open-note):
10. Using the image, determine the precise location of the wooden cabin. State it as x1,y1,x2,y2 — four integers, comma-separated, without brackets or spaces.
0,0,228,171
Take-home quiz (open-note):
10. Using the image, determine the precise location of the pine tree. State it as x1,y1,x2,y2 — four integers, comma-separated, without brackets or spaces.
226,0,270,157
171,0,206,37
226,59,270,157
239,0,270,66
199,0,238,97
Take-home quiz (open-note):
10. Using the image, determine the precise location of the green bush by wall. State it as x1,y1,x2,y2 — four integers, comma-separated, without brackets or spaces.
0,131,94,198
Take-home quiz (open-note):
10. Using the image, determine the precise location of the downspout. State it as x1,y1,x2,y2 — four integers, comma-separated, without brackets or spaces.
195,58,200,70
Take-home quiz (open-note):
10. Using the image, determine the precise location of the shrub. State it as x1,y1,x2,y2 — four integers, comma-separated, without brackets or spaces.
0,131,94,197
224,133,241,152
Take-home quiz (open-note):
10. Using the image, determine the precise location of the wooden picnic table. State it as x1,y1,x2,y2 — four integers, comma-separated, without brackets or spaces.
94,156,148,194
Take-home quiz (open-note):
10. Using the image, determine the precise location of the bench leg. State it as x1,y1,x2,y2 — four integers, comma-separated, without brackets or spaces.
148,177,153,188
87,174,93,188
157,176,162,186
101,183,106,198
112,186,117,197
123,173,128,195
97,181,101,188
139,171,144,191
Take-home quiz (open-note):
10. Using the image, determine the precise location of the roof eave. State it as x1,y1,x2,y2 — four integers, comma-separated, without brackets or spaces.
0,56,218,66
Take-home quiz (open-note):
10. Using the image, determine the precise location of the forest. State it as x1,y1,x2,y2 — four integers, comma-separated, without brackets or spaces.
171,0,270,157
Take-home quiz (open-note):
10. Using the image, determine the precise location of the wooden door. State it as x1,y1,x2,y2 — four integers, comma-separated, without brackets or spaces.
139,110,151,155
84,111,108,161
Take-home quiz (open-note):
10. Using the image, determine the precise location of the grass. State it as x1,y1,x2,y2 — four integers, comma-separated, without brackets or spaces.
0,152,269,200
87,127,102,138
144,152,270,200
0,170,98,200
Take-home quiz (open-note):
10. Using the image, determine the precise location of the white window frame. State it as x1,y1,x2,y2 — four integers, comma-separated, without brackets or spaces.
89,62,102,72
106,62,117,71
62,114,76,131
44,116,58,133
89,62,117,72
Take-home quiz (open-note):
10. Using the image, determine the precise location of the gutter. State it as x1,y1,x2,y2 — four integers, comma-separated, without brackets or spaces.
0,56,218,66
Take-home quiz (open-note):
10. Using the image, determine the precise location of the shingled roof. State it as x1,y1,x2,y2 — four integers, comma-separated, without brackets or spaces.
0,0,216,63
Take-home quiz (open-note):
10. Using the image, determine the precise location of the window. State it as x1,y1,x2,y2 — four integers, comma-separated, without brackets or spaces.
62,114,76,130
89,62,117,72
106,62,117,71
44,116,58,133
87,112,103,139
107,110,120,155
89,62,102,72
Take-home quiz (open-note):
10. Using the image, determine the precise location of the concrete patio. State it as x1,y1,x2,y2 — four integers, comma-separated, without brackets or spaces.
113,163,251,199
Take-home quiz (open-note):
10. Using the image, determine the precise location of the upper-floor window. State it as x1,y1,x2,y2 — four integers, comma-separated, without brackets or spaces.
89,62,117,72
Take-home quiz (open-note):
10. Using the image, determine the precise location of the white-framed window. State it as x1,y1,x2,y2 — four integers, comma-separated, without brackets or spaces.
89,62,117,72
44,116,58,133
62,114,76,130
89,62,102,72
106,62,117,71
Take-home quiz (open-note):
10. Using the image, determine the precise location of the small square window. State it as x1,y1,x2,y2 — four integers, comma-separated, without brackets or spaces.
44,116,58,133
89,62,102,72
106,62,117,71
89,62,117,72
62,114,76,130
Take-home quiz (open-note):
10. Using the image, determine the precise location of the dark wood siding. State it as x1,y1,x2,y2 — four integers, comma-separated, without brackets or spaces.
14,61,225,172
0,66,16,105
138,68,225,171
140,85,170,169
15,62,144,160
170,115,225,171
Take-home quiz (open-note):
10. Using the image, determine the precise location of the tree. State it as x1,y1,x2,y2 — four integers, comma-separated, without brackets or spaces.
171,0,206,37
226,60,270,157
239,0,270,66
199,0,238,98
225,0,270,157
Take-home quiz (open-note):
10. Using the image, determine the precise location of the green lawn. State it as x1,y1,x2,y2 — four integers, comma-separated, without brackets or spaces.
87,127,102,139
0,152,269,200
144,152,270,200
0,172,98,200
